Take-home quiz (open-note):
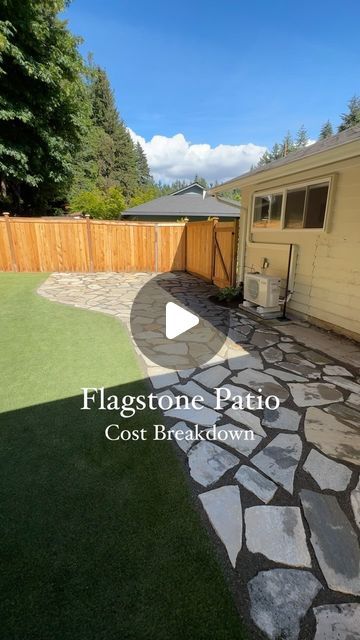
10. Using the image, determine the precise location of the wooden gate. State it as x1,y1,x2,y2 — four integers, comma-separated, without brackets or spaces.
185,218,238,288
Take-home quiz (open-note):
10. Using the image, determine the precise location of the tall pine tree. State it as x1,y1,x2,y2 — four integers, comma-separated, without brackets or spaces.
338,95,360,131
319,120,333,139
134,141,151,187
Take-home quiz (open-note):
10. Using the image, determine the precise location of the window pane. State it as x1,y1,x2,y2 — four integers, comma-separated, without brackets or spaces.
253,196,270,227
270,194,282,228
285,189,306,228
304,184,329,228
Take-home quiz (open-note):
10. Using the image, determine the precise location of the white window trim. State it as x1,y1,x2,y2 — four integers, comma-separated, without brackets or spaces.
251,175,334,232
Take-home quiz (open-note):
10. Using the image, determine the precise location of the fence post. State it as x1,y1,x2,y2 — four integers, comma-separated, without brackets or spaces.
154,224,159,272
231,218,240,286
211,217,219,283
85,215,94,272
3,212,18,272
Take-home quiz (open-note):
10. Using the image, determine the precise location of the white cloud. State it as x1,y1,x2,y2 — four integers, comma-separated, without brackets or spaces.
128,128,266,184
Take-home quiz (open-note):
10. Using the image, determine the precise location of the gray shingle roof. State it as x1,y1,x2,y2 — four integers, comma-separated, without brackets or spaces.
123,193,240,217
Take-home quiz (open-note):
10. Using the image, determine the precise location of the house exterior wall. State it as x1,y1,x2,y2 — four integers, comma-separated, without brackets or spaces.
240,156,360,339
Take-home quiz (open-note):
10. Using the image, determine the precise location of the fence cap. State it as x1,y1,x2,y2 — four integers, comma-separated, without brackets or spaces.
3,212,10,217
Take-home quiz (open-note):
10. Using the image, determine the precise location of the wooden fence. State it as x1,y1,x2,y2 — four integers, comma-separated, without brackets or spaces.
0,214,186,273
186,219,238,287
0,214,238,287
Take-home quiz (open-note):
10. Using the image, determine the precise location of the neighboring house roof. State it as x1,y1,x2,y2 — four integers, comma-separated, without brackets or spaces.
208,125,360,193
123,182,240,217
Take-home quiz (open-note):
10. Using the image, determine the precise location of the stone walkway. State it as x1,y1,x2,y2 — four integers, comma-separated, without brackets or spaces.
38,272,360,640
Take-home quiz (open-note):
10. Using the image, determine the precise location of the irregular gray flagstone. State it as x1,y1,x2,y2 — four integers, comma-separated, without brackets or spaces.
279,362,321,379
264,367,306,382
347,392,360,410
323,365,353,376
178,368,195,379
235,466,277,503
225,406,266,437
324,403,360,428
148,368,179,389
251,331,279,348
169,421,195,453
231,369,289,402
227,351,264,371
351,478,360,529
248,569,322,640
174,380,218,409
262,406,301,431
302,350,332,365
289,382,343,407
303,449,352,491
193,365,230,388
199,486,242,567
187,441,239,486
251,433,302,493
245,506,311,567
286,353,317,368
262,346,283,363
165,405,221,427
300,489,360,595
278,343,301,353
304,407,360,466
313,603,360,640
213,423,263,455
323,375,360,394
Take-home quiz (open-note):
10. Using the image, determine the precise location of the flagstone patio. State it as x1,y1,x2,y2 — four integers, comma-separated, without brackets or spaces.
38,271,360,640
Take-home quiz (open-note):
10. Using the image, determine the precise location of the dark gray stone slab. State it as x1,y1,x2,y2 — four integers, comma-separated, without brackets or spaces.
302,350,333,365
231,369,289,402
251,331,279,349
251,434,302,494
262,406,301,431
300,489,360,595
324,403,360,428
262,346,283,363
248,569,322,640
323,375,360,394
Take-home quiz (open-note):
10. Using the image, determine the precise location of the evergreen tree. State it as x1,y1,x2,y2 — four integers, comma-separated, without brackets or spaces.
134,141,151,187
319,120,333,139
295,125,309,147
0,0,87,213
338,95,360,131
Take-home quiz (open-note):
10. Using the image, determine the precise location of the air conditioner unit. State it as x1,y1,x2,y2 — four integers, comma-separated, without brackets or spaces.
244,273,281,308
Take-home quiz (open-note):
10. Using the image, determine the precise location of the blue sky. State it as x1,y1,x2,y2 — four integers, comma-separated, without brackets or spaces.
65,0,360,182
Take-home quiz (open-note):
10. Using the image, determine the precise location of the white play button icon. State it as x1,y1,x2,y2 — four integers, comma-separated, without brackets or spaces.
165,302,199,340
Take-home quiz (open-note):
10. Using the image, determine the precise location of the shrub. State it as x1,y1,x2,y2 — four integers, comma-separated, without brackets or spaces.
69,187,126,219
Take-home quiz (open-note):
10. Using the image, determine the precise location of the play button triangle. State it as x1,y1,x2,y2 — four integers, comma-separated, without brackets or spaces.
165,302,199,340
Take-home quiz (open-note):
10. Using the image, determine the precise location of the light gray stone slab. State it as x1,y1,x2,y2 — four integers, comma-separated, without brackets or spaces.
193,365,230,388
303,449,352,491
279,362,321,379
300,489,360,596
347,393,360,410
188,441,239,487
323,376,360,394
174,381,218,409
225,407,266,437
169,421,195,453
227,351,264,371
148,368,179,389
213,424,263,455
324,403,360,428
154,342,189,355
351,478,360,529
262,346,283,363
245,506,311,567
248,569,322,640
231,369,289,402
262,406,301,431
323,365,353,376
235,466,277,503
178,368,195,379
289,382,343,407
264,367,306,382
313,603,360,640
165,405,221,427
304,407,360,466
251,433,302,493
199,486,242,567
286,353,317,368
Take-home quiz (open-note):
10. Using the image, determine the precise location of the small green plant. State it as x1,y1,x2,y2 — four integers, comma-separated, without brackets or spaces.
217,286,241,301
69,186,126,219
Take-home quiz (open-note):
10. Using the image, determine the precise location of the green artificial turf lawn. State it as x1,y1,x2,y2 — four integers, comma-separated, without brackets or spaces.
0,273,246,640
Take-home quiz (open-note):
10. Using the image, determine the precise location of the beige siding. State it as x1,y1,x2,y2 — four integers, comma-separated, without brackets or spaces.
241,157,360,338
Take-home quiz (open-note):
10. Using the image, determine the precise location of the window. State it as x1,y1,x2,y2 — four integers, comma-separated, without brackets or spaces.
253,193,282,229
284,183,329,229
252,180,330,231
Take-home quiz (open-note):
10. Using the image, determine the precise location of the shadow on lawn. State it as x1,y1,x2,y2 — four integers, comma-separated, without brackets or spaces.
0,381,248,640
